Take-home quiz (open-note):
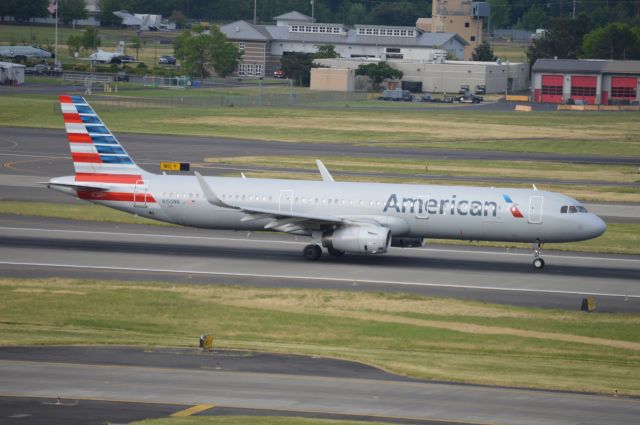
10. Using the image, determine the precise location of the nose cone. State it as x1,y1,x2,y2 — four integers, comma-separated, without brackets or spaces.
586,215,607,239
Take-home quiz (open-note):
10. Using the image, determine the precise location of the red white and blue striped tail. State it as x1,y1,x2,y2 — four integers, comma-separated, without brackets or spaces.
59,95,146,180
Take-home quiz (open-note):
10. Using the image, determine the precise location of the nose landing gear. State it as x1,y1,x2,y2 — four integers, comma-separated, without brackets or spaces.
532,240,545,269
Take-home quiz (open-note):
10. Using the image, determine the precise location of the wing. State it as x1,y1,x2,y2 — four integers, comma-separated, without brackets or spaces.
195,172,354,234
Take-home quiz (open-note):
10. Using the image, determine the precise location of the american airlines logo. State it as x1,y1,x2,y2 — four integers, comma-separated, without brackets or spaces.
383,194,499,217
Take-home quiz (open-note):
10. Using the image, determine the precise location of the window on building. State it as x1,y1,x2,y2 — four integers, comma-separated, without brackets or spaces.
238,42,246,49
571,86,597,97
612,86,637,98
465,22,470,28
255,64,263,77
541,85,563,95
470,36,476,41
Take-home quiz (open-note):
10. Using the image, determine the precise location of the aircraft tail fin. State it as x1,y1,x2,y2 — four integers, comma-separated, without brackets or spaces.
116,41,125,55
59,95,147,181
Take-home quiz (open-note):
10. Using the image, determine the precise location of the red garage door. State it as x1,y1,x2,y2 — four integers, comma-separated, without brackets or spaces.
540,75,563,103
611,76,637,100
571,75,597,104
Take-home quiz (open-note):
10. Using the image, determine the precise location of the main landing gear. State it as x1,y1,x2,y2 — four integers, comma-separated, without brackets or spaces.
303,244,322,260
532,240,545,269
303,244,345,260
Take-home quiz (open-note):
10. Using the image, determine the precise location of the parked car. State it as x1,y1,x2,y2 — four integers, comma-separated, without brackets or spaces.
114,71,129,82
273,69,285,79
159,55,176,65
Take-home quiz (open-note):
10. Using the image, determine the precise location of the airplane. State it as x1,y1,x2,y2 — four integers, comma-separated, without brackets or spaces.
83,41,132,64
47,95,607,269
113,10,169,31
0,45,52,60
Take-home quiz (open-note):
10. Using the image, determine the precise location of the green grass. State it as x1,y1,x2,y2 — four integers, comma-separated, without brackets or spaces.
134,417,390,425
1,278,639,396
0,201,173,226
1,94,638,157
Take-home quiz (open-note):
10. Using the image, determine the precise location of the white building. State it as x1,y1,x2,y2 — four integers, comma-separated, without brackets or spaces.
0,61,25,85
315,57,529,94
220,11,467,78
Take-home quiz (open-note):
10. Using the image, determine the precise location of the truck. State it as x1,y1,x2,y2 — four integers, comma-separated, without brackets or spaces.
457,85,483,104
378,89,414,102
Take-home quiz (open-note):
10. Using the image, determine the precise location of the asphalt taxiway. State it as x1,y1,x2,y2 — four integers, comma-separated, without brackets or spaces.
1,346,639,425
2,214,639,312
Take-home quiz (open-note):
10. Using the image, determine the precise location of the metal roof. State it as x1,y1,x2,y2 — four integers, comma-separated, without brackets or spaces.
220,21,272,41
532,59,608,74
532,59,640,74
274,11,314,22
222,21,466,49
603,60,640,74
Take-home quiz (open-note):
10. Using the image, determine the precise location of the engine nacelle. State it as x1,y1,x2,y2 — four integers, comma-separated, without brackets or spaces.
322,226,391,254
390,237,424,248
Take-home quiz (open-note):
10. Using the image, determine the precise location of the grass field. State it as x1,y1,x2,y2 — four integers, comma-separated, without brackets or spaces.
2,278,639,396
1,95,639,158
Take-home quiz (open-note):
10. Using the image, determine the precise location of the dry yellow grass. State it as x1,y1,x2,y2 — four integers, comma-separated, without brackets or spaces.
172,115,640,142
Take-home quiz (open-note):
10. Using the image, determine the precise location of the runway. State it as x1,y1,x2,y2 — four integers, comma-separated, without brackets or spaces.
1,347,639,425
2,214,639,312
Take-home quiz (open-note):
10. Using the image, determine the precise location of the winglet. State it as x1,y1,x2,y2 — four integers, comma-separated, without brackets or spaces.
316,160,335,182
194,171,238,209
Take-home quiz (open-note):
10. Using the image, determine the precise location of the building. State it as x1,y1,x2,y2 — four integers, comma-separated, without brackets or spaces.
220,11,468,78
314,58,529,94
417,0,490,60
310,68,355,92
0,61,25,85
532,59,640,105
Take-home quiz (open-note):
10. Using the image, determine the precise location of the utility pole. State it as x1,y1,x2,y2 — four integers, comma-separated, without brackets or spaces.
572,0,576,19
311,0,315,20
254,0,257,24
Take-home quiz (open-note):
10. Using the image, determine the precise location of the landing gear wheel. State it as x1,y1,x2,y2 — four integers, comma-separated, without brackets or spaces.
533,257,545,269
303,244,322,261
327,248,345,257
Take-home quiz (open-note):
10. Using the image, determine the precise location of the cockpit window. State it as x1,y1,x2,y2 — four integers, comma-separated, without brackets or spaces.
577,206,588,213
561,205,588,214
560,206,568,213
568,206,578,213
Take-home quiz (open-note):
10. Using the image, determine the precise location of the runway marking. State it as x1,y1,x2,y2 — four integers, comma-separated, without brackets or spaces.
1,261,639,299
2,226,639,264
171,403,215,417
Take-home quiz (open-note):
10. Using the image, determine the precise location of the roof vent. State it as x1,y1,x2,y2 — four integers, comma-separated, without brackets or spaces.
235,26,240,32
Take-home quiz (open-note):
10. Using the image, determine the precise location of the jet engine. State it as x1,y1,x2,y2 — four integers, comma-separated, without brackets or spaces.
322,226,391,254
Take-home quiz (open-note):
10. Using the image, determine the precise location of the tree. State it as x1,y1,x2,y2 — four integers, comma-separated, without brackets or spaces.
67,34,83,57
130,35,142,60
175,25,242,78
366,1,418,26
280,52,314,86
82,27,101,51
517,4,548,30
98,0,125,27
526,15,593,67
472,41,497,62
583,23,640,60
355,62,403,89
313,44,339,59
59,0,87,26
169,10,187,29
6,0,48,22
487,0,511,30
